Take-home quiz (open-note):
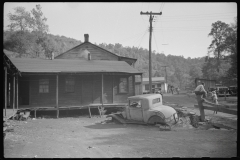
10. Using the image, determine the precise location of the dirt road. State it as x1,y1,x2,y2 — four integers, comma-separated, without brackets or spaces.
4,94,238,158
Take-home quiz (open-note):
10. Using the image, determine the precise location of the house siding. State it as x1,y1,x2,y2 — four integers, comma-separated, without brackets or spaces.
30,75,56,106
21,74,135,107
55,43,118,61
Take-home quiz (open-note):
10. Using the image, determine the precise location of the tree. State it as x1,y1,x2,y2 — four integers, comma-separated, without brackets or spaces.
31,4,49,33
189,64,203,87
225,17,237,82
208,21,232,72
7,6,33,32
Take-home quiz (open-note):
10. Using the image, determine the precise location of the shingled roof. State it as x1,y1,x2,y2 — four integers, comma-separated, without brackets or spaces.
9,58,142,74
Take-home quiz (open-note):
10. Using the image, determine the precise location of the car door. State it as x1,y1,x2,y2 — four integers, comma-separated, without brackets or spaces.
129,100,144,121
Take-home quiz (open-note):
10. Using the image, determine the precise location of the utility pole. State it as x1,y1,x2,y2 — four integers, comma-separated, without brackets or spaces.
162,66,168,93
161,66,168,84
140,11,162,93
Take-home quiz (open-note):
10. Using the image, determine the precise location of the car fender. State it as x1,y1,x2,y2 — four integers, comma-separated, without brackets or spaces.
147,114,165,125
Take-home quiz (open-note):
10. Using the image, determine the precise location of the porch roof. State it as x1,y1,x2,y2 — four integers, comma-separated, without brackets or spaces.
9,58,142,74
142,77,165,83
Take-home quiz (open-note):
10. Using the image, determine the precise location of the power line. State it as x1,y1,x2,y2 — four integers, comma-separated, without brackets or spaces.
154,16,236,22
119,29,149,44
152,32,160,54
139,14,236,22
136,28,148,49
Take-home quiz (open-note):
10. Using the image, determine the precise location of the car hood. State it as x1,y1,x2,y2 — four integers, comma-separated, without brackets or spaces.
149,105,177,118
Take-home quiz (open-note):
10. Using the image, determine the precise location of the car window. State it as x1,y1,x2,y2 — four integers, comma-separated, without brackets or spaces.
130,100,142,108
152,98,161,104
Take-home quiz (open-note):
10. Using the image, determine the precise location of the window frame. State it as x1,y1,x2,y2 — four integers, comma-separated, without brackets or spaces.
118,77,128,94
65,77,75,93
39,79,49,93
145,84,149,90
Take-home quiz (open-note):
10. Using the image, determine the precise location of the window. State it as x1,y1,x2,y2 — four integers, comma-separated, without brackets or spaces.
157,84,161,88
130,100,142,108
65,77,75,92
152,85,155,89
135,75,141,83
152,98,161,104
145,84,149,90
39,79,49,93
119,77,128,93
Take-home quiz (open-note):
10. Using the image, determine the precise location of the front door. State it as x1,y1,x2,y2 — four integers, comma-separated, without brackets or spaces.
81,75,93,105
103,75,113,104
19,77,29,105
129,100,143,121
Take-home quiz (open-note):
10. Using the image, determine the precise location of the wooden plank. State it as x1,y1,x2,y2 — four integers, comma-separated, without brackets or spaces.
56,74,59,118
16,75,18,109
133,75,135,96
112,75,114,103
101,74,104,106
13,75,15,120
4,67,7,117
141,74,143,94
194,104,237,115
98,106,102,117
88,106,92,118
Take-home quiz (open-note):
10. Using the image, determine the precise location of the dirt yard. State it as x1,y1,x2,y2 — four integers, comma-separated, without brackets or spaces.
4,93,238,158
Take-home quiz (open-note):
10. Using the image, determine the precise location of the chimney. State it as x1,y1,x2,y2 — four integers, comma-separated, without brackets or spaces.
51,52,54,60
84,34,89,42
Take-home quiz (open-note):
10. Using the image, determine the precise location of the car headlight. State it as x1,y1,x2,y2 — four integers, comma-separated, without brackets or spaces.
165,115,174,123
165,113,179,125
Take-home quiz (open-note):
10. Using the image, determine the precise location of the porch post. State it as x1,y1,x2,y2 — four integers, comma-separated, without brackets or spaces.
4,67,7,117
132,75,135,96
101,74,104,106
16,75,18,109
13,75,15,120
141,74,143,94
56,74,59,118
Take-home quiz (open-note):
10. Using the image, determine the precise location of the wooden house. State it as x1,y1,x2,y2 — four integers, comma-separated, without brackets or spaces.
4,34,143,117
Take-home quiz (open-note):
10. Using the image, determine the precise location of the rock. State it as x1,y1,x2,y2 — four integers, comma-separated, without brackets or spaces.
3,122,10,127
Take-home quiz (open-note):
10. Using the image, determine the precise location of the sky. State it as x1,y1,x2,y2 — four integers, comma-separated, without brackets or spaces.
3,2,237,59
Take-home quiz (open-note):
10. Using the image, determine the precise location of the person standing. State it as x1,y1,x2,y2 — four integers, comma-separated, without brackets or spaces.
194,82,207,122
176,87,180,94
171,86,174,94
211,91,219,114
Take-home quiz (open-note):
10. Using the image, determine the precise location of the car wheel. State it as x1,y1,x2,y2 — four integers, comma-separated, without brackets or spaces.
147,115,165,125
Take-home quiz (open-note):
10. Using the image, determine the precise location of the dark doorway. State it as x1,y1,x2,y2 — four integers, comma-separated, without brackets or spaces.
19,77,29,105
103,75,113,104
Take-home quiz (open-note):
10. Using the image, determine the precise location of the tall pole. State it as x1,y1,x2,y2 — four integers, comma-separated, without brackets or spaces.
56,74,59,118
16,75,18,109
162,66,168,93
13,75,15,120
162,66,168,84
4,67,7,117
140,11,162,93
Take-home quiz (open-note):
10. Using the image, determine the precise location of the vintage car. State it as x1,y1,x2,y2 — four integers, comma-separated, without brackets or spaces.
229,86,237,96
107,94,179,127
216,86,231,97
